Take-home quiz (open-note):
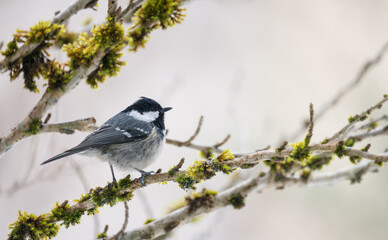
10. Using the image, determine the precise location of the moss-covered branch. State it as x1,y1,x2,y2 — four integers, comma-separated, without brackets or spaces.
121,161,376,240
0,0,186,159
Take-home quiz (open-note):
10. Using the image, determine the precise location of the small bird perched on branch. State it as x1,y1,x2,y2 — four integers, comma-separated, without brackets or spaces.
41,97,172,186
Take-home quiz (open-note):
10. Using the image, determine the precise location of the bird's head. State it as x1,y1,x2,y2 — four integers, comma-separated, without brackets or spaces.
123,97,172,130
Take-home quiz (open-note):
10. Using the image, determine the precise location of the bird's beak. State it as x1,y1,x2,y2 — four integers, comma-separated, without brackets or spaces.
162,107,172,113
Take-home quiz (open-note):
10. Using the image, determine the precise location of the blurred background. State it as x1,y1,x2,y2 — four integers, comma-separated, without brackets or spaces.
1,0,388,239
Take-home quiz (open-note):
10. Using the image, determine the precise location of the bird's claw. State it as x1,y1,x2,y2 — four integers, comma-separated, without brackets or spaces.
135,168,155,187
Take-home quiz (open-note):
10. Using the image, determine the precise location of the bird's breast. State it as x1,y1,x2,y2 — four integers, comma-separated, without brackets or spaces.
93,127,165,170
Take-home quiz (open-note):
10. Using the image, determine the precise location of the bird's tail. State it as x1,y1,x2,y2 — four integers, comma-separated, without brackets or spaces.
41,148,84,165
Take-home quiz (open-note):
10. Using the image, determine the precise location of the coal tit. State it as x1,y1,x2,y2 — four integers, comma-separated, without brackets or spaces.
41,97,172,186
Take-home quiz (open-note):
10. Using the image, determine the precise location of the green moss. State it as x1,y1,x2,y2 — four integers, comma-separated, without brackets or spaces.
75,193,91,202
55,28,78,47
86,48,126,89
321,139,328,144
305,154,332,170
217,149,235,162
187,160,215,180
264,158,294,182
175,173,198,190
349,155,362,164
359,115,367,121
199,148,215,159
186,189,217,213
63,16,127,88
241,163,257,169
289,141,310,162
344,138,355,147
226,193,245,209
90,183,133,207
334,141,347,158
86,208,100,216
259,172,266,177
348,115,357,123
51,202,83,228
2,21,63,93
144,218,156,224
1,40,18,57
367,121,378,130
8,211,59,240
25,119,42,135
97,232,107,239
204,189,218,195
128,0,185,51
361,144,371,152
375,160,384,167
300,168,311,181
24,21,62,44
41,61,72,91
118,175,132,189
168,166,179,176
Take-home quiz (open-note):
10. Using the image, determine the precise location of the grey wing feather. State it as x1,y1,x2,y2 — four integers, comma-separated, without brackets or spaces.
41,113,153,165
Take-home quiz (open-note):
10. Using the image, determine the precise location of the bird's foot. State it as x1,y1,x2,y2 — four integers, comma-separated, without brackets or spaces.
135,168,155,186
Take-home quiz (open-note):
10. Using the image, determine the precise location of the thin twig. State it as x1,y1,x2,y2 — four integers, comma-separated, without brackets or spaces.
109,201,129,240
287,41,388,142
182,116,203,146
347,125,388,141
107,0,118,16
325,95,388,143
119,0,144,22
213,134,231,148
354,114,388,131
305,103,314,142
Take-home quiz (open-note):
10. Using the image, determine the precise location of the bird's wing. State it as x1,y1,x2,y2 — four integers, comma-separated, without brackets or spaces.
77,118,153,150
41,115,153,165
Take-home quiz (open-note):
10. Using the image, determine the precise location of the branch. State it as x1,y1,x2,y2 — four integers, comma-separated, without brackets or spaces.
109,201,129,240
64,142,388,215
0,50,107,159
347,125,388,141
0,0,97,71
166,116,232,154
287,41,388,141
325,95,388,143
121,161,376,240
40,117,97,134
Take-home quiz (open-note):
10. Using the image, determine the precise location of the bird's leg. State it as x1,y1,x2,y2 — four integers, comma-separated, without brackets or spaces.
110,163,117,184
134,168,154,186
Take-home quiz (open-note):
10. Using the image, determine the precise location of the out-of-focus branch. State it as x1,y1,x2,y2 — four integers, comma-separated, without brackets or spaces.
108,201,129,240
287,41,388,141
315,42,388,120
354,114,388,131
0,0,97,71
325,95,388,143
121,161,376,240
347,125,388,141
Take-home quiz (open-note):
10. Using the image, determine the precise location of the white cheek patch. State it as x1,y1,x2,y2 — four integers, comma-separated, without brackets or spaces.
128,110,159,122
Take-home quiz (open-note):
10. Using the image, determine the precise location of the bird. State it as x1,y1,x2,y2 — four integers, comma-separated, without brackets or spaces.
41,97,172,186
